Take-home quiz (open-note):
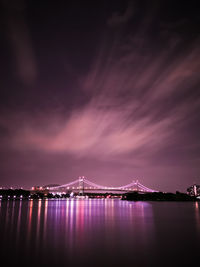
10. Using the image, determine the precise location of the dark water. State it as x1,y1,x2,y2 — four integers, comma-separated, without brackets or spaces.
0,199,200,266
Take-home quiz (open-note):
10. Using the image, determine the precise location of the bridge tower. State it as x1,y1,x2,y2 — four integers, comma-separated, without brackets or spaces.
194,184,197,196
79,176,85,196
136,180,139,191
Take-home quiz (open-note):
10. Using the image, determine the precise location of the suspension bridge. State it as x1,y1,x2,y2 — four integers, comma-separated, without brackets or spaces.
47,176,158,194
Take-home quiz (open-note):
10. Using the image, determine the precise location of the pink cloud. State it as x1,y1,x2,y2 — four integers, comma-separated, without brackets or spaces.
8,103,173,162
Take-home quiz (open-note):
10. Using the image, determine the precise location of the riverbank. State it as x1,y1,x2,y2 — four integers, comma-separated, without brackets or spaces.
122,191,198,201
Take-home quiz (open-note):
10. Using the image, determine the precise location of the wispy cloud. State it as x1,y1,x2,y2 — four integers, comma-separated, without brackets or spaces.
107,1,135,27
3,31,200,166
2,0,37,84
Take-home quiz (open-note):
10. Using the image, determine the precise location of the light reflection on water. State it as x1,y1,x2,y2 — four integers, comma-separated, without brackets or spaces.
195,201,200,233
0,199,200,266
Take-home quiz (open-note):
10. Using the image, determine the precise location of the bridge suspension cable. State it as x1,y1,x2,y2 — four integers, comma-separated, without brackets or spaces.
115,180,139,190
50,179,79,189
137,182,157,192
84,178,115,189
48,177,158,192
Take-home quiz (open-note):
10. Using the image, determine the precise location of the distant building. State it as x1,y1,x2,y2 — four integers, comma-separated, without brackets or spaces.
187,184,200,196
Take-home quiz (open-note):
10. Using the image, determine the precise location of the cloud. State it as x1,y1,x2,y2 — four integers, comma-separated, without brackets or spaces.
2,0,37,85
0,0,200,173
107,1,134,27
10,104,173,159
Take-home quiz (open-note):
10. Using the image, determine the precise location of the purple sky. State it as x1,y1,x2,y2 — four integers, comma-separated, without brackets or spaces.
0,0,199,192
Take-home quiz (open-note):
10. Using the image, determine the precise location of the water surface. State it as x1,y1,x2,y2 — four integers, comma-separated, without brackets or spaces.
0,199,199,266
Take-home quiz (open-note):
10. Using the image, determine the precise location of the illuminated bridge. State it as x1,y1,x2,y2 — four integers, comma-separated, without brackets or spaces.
48,176,158,194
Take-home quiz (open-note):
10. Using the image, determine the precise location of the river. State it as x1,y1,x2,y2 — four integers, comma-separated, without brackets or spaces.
0,199,199,266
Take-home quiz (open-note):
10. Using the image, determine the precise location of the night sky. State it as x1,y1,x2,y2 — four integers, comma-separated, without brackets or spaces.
0,0,199,192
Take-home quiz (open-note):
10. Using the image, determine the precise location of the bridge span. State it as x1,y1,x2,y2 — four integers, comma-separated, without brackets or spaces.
47,176,158,195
